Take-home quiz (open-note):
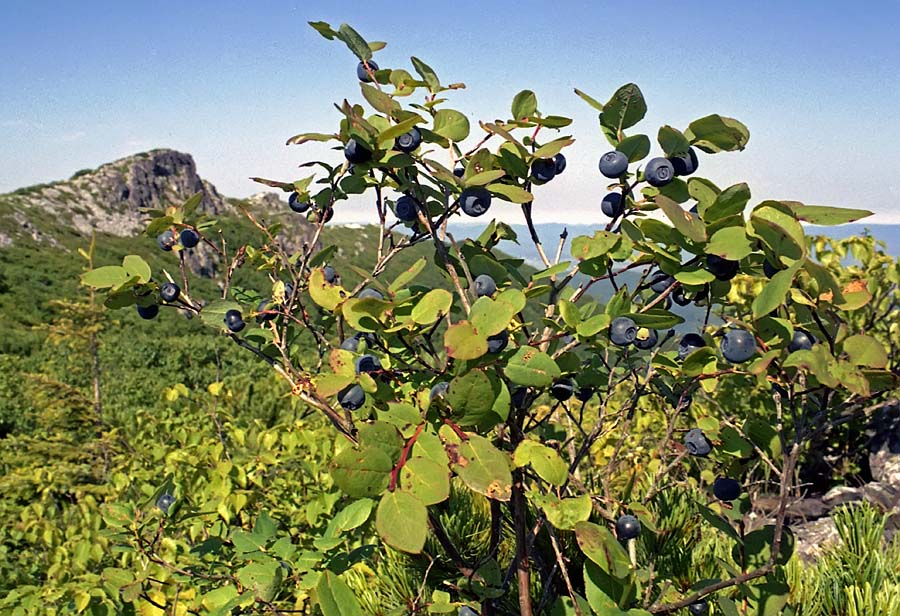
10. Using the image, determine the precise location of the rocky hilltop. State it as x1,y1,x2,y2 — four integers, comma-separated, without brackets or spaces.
0,149,319,275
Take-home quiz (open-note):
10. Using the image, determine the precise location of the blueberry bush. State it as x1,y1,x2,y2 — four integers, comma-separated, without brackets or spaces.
70,21,898,616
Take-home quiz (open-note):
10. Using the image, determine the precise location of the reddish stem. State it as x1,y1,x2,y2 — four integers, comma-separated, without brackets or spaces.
388,423,425,492
442,418,470,441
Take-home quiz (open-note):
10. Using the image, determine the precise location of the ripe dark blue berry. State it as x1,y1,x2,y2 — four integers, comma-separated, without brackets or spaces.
721,329,757,363
599,150,628,178
650,274,675,294
289,192,311,213
224,309,245,333
669,147,699,176
157,230,176,251
683,428,712,456
355,354,381,374
678,333,707,359
394,195,420,222
644,157,675,187
575,386,595,402
453,166,465,178
713,477,741,501
356,60,379,82
159,282,180,303
394,127,422,153
550,377,575,401
789,329,815,352
601,192,624,218
309,206,334,224
609,316,638,346
338,384,366,411
553,153,567,175
487,330,509,354
634,328,658,350
430,381,450,401
156,493,176,514
340,332,370,352
359,288,384,301
763,260,780,278
344,138,373,164
615,514,641,540
706,254,740,281
531,158,557,183
460,187,492,217
180,228,200,248
688,599,709,616
473,274,497,297
323,266,337,284
137,304,159,320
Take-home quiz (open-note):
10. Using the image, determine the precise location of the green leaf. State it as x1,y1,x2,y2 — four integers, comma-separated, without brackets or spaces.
843,334,888,368
536,494,592,530
791,204,873,225
617,134,651,162
574,87,605,112
199,299,242,328
571,231,621,261
236,560,282,601
533,137,574,160
505,346,561,387
377,115,425,143
451,434,512,501
389,257,426,292
705,226,753,261
627,310,684,329
657,195,707,243
749,201,806,260
376,491,427,553
577,313,612,337
285,132,337,146
122,255,151,283
465,169,507,187
410,56,440,92
674,269,715,285
308,21,337,40
433,109,470,142
411,289,453,325
316,571,364,616
783,345,840,388
688,177,720,209
601,83,647,134
444,321,487,360
752,265,798,319
399,457,450,505
330,446,392,498
511,89,538,120
308,268,347,312
705,183,751,221
360,82,399,116
514,440,568,486
337,23,371,61
487,182,533,204
343,297,390,332
574,521,631,578
658,125,691,156
448,369,499,426
81,265,129,289
685,114,750,153
470,296,516,336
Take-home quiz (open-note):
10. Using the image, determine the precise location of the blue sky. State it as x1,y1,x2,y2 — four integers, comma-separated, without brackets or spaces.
1,0,899,224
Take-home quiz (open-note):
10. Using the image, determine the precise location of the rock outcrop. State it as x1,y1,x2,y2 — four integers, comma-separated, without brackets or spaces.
0,149,319,277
